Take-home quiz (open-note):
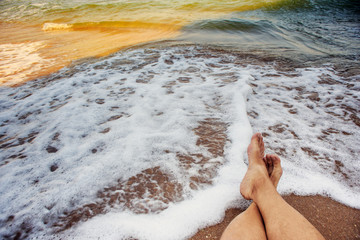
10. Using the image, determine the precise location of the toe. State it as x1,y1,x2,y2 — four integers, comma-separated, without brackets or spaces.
271,154,283,176
272,154,281,166
251,132,262,145
267,154,274,176
258,133,263,144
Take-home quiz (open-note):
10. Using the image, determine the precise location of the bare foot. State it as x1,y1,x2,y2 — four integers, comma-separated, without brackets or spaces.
264,154,283,188
247,133,265,162
240,133,269,200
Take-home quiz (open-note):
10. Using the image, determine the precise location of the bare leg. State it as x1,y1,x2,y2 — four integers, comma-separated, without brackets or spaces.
221,134,282,240
240,133,325,240
220,203,266,240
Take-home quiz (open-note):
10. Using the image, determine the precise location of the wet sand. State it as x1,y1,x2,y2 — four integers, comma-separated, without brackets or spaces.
1,45,359,239
190,194,360,240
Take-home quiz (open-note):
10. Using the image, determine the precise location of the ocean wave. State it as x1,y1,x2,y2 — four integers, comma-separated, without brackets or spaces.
181,0,360,61
264,0,360,12
42,21,179,32
184,18,280,34
42,23,72,31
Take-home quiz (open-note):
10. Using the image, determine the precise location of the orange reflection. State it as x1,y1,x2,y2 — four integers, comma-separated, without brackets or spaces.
0,0,283,86
0,22,180,86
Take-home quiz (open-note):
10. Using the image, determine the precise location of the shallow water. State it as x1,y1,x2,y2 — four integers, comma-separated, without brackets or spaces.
0,0,359,239
0,44,359,239
2,0,359,86
0,0,281,86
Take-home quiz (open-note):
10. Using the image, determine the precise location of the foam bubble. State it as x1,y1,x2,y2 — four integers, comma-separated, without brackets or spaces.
246,65,360,204
42,23,72,31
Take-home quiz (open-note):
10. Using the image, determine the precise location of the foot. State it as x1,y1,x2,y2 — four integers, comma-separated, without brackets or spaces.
240,133,269,200
264,154,283,188
247,133,265,163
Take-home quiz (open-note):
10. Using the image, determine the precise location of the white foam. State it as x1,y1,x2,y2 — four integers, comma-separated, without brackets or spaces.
56,183,247,240
0,46,359,239
42,23,72,31
245,65,360,204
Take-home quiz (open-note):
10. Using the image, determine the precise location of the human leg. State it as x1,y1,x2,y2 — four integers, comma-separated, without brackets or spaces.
220,203,266,240
220,135,283,240
240,133,325,240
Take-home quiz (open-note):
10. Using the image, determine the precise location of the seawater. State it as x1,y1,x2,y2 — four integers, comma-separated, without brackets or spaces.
0,0,359,239
0,0,281,86
1,0,359,85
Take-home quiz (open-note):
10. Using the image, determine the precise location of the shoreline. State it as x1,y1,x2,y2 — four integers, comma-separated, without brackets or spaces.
190,194,360,240
1,44,359,239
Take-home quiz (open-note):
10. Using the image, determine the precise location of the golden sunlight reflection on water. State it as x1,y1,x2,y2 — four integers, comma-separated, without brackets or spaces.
0,0,282,86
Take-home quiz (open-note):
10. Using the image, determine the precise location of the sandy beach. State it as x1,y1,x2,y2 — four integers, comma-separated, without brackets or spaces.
191,195,360,240
1,45,359,239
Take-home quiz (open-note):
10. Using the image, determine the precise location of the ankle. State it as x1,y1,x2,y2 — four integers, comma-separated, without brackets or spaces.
251,173,273,199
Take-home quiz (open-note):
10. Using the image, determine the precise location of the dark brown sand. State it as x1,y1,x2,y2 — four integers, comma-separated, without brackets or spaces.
190,195,360,240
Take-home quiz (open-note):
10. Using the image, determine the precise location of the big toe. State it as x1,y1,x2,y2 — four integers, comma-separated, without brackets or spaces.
268,154,282,187
271,154,282,177
272,154,281,168
247,133,264,156
254,133,263,146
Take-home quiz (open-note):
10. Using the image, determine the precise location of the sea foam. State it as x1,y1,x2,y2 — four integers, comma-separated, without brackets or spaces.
0,46,359,239
42,23,72,31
